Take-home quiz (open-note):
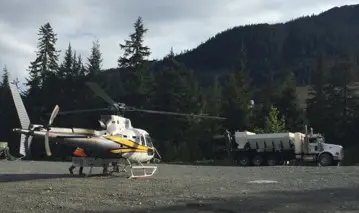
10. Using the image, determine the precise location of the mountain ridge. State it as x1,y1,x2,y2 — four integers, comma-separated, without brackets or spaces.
103,3,359,88
171,3,359,86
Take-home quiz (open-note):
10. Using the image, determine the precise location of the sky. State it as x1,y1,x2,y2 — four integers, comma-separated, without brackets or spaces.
0,0,358,86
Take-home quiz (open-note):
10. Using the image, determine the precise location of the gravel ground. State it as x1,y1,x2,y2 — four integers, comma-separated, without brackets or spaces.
0,160,358,213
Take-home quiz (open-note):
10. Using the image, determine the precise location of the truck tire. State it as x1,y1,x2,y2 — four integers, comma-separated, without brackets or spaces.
319,153,333,166
238,155,250,166
252,155,263,166
267,155,277,166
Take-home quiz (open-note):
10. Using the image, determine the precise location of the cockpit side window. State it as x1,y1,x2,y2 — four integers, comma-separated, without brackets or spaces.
140,136,145,145
309,137,317,143
145,134,153,147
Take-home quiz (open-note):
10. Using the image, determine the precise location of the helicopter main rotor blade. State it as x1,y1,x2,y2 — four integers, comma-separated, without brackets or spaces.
57,108,109,115
86,82,116,105
126,108,226,120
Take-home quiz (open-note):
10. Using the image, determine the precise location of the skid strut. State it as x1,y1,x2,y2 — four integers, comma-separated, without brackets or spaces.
70,157,158,178
124,159,158,179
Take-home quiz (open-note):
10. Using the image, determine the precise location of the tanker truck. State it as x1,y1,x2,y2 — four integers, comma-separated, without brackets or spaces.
219,126,344,166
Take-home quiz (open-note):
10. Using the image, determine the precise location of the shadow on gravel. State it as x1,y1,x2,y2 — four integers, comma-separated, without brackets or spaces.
70,186,359,213
0,173,128,182
0,173,80,182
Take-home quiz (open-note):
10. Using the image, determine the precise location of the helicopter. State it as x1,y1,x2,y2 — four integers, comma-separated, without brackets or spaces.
8,81,226,178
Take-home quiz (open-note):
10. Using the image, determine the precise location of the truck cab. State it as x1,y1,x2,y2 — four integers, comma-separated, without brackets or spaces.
308,134,344,166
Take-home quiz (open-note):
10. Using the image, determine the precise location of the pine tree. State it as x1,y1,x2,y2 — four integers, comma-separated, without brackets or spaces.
72,52,86,77
59,43,73,78
149,58,204,161
255,105,286,133
204,76,222,117
87,40,103,76
164,47,175,59
222,71,253,131
118,16,151,71
276,71,305,130
306,54,334,134
1,66,9,87
26,22,60,88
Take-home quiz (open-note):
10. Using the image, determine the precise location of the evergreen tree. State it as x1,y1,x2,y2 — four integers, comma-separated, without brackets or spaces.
306,54,331,133
1,66,9,87
59,43,73,78
307,53,358,144
24,22,60,124
72,53,86,77
222,43,253,131
255,105,286,133
150,58,204,161
118,16,151,71
87,40,103,76
26,22,60,88
164,47,175,59
276,71,305,131
222,69,252,131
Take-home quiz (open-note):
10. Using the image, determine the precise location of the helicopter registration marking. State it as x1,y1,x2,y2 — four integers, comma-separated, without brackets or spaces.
104,135,150,151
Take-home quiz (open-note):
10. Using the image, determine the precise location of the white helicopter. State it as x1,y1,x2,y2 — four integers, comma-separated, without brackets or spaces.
8,81,226,178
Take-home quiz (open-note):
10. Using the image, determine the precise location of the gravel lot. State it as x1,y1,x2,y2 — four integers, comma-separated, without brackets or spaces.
0,160,358,213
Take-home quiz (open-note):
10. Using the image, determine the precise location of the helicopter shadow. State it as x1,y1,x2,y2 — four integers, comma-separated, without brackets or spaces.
0,171,130,182
0,173,84,182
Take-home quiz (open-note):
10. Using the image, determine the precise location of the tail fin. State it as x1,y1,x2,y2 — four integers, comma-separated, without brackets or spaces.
8,82,32,157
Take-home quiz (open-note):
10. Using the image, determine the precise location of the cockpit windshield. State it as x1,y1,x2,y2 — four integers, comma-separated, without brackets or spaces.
145,134,153,147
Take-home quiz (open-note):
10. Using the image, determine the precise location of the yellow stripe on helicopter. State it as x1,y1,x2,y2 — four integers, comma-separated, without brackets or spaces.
110,148,148,154
104,135,150,151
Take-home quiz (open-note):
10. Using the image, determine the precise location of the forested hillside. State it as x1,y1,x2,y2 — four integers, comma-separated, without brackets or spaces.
1,4,359,164
175,4,359,87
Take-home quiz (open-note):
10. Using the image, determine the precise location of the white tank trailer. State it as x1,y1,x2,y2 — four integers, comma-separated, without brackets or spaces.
223,126,344,166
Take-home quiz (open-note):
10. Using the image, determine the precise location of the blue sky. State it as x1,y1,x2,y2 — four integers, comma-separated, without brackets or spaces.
0,0,358,87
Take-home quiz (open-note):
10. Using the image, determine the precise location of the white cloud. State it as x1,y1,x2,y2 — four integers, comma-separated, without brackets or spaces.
0,0,358,86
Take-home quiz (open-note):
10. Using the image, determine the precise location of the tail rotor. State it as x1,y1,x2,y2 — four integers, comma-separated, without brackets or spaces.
44,105,59,156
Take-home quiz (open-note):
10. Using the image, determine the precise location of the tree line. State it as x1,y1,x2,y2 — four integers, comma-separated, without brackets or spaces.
0,16,358,164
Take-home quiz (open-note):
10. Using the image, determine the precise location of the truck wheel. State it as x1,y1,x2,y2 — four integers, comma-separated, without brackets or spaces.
267,155,277,166
238,155,250,166
252,155,263,166
319,153,333,166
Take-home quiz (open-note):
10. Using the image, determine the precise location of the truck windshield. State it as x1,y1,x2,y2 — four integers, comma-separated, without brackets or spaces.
309,136,325,144
317,137,325,143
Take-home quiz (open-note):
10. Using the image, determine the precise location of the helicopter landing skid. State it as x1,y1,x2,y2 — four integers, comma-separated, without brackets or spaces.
71,157,122,177
127,161,158,179
70,157,158,178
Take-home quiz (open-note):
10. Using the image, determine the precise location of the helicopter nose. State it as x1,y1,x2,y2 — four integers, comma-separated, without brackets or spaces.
147,148,154,156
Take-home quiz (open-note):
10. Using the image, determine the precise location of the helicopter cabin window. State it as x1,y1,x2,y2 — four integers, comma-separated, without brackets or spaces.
112,121,115,124
140,136,145,145
123,135,127,138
